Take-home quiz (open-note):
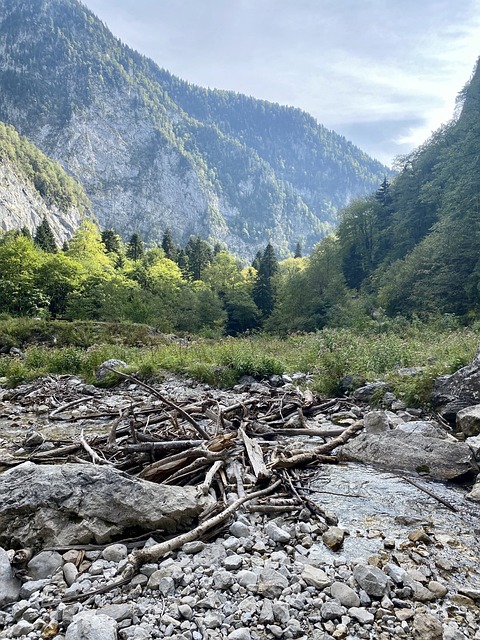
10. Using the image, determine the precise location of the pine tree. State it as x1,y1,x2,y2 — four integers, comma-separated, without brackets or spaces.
294,241,302,258
101,228,123,255
253,242,279,318
252,250,262,271
161,228,178,261
126,232,144,261
185,236,213,280
34,216,57,253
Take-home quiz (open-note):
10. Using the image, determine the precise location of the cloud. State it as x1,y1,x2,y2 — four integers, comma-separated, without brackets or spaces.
83,0,480,165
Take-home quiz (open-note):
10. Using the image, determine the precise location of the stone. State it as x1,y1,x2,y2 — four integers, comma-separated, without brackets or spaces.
412,613,443,640
182,541,205,554
383,563,408,585
66,611,117,640
230,521,250,538
457,405,480,437
427,580,448,598
432,349,480,423
301,565,331,589
320,601,346,620
364,411,390,434
213,570,235,590
27,550,63,580
465,434,480,459
348,607,374,624
330,581,360,607
227,629,251,640
0,462,212,547
322,527,345,551
257,568,289,598
265,521,291,544
272,601,290,624
95,359,128,380
338,430,478,480
353,382,390,402
102,544,128,562
97,603,134,621
0,547,21,608
223,554,243,570
353,565,390,598
395,420,452,439
19,578,50,599
237,570,258,588
63,562,79,587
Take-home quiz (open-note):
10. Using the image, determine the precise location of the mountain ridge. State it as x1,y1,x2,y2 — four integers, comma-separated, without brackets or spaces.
0,0,390,258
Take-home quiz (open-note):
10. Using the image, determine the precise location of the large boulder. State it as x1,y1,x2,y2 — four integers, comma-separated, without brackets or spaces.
0,462,212,548
338,430,478,481
456,405,480,437
431,349,480,423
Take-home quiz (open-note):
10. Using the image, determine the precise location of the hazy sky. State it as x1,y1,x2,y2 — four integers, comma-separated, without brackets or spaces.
82,0,480,166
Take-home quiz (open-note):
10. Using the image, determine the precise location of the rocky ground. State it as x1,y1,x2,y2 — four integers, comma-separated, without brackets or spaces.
0,368,480,640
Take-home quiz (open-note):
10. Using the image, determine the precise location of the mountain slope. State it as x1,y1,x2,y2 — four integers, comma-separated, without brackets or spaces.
0,0,389,258
0,121,89,244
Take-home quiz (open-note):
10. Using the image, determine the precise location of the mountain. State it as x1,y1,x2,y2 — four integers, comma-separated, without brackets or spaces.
333,55,480,318
0,121,89,244
0,0,389,258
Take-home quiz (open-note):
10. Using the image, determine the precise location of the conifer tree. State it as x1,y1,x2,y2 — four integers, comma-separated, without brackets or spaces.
101,228,123,255
126,232,144,261
185,235,213,281
253,242,279,318
161,228,178,261
294,241,302,258
252,250,262,271
34,216,57,253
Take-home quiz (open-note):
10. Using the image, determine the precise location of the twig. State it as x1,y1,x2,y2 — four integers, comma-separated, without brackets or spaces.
78,430,109,465
401,475,458,512
198,460,224,495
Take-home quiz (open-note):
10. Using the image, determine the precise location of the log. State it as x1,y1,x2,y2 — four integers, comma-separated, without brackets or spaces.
239,427,271,480
122,480,281,576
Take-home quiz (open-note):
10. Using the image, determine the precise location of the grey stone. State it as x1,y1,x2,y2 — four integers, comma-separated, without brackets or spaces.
339,430,478,480
178,604,193,620
223,554,243,570
10,620,34,636
237,570,258,588
0,547,21,607
227,629,251,640
348,607,374,624
364,411,390,434
182,541,205,554
229,521,250,538
395,420,452,439
259,599,275,624
353,382,390,402
27,550,63,580
97,603,134,622
63,562,79,587
66,611,117,640
193,542,226,568
301,565,331,589
330,581,360,607
265,521,291,544
213,570,235,590
432,349,480,423
96,359,128,380
203,611,223,629
257,568,289,598
272,602,290,624
0,462,212,547
19,578,50,599
457,405,480,437
102,543,128,562
353,565,390,598
465,434,480,459
320,601,346,620
383,563,408,585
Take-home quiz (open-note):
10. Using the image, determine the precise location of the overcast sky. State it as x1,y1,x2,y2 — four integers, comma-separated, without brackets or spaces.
82,0,480,166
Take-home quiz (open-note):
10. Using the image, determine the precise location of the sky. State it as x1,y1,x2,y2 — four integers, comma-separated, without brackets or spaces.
82,0,480,167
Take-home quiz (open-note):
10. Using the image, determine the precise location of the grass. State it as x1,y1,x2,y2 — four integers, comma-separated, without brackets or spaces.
0,317,478,406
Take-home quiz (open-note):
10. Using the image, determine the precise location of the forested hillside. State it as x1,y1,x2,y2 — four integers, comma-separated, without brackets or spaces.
0,0,388,258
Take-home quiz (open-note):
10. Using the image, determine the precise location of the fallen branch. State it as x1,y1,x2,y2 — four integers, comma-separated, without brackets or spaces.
401,475,458,512
107,368,210,439
122,479,281,577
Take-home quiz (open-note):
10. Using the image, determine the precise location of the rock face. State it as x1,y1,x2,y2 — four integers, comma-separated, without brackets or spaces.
0,462,212,548
431,349,480,423
338,430,478,481
0,152,84,246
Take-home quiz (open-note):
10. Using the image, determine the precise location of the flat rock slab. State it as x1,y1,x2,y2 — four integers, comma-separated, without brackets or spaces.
0,462,212,548
338,430,478,480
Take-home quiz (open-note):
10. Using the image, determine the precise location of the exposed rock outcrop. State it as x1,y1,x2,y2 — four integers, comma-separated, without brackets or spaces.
0,462,213,548
431,349,480,423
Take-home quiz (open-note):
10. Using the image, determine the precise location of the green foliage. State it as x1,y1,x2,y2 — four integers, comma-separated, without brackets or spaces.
34,216,57,253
